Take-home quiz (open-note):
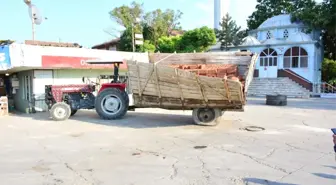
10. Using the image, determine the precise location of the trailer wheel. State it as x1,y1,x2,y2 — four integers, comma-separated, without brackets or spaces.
70,109,77,116
95,88,129,120
50,102,71,121
192,108,222,126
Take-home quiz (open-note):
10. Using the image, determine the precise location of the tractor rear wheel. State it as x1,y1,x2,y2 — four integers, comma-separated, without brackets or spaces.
192,108,222,126
50,102,71,121
95,88,129,120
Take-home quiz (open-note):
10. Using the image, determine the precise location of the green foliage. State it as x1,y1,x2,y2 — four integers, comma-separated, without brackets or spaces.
291,0,336,60
157,27,216,53
139,40,156,53
247,0,318,30
142,9,183,45
117,27,133,52
157,36,181,53
322,58,336,84
110,1,183,52
216,13,243,51
179,26,217,52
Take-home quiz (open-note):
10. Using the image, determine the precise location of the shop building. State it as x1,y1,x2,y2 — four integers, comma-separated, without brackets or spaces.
0,43,149,113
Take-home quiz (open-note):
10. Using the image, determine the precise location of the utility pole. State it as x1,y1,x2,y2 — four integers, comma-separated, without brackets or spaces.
132,24,135,52
31,13,35,42
24,0,35,41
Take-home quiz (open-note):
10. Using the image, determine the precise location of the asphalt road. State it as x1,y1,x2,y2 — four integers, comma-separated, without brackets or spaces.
0,98,335,185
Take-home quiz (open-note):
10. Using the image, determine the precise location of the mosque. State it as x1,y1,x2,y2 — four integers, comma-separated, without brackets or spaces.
211,0,324,95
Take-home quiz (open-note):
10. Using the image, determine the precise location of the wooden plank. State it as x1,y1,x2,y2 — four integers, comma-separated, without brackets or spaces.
223,78,231,103
136,63,142,103
139,66,155,96
154,64,162,105
175,68,184,104
195,75,208,104
244,53,259,94
132,94,244,110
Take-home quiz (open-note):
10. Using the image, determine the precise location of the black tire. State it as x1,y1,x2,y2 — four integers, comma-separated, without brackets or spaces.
266,95,287,106
192,108,222,126
70,110,77,116
50,102,71,121
95,88,129,120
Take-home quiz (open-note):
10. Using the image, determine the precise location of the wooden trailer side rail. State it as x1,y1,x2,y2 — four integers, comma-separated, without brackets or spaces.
127,60,246,110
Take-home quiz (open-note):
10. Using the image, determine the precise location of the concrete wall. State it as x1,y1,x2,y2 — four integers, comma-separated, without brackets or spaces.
13,70,34,112
9,44,149,68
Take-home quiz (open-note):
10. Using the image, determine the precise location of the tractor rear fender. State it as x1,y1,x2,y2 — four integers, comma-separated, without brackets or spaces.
99,83,127,93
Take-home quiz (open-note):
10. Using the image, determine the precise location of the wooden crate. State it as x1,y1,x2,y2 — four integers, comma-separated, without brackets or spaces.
0,96,8,116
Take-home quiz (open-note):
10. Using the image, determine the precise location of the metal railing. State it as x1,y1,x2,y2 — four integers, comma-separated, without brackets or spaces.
314,82,336,94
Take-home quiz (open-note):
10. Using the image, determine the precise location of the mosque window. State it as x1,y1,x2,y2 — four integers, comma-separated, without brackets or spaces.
260,48,278,67
284,29,289,39
266,31,272,39
284,47,308,68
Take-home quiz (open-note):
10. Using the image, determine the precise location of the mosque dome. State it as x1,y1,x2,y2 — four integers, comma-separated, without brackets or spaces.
287,32,312,42
258,14,304,29
241,36,261,46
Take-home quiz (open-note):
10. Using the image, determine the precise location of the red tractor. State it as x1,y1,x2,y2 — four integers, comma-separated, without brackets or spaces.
45,61,130,121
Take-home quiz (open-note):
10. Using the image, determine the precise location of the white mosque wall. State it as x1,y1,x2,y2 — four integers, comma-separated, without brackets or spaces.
227,43,320,83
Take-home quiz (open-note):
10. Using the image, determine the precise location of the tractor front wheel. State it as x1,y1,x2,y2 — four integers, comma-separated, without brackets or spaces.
95,88,129,120
50,102,71,121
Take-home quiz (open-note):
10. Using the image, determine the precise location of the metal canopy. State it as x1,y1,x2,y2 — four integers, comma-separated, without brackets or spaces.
84,59,124,65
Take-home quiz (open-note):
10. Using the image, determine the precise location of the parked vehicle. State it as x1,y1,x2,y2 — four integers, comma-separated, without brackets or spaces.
45,52,258,126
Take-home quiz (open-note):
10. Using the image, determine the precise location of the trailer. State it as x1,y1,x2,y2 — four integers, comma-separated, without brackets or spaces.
125,52,258,126
46,51,258,126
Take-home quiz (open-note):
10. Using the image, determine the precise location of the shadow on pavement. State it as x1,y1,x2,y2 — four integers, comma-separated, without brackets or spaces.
312,173,336,180
323,165,336,170
14,110,195,129
243,178,298,185
247,98,336,111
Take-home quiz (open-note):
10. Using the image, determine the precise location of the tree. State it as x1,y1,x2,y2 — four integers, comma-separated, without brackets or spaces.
143,9,183,45
157,27,216,53
109,1,183,51
291,0,336,60
180,26,217,52
109,1,144,28
216,13,243,51
117,27,133,52
139,40,156,53
157,36,182,53
246,0,319,30
322,58,336,84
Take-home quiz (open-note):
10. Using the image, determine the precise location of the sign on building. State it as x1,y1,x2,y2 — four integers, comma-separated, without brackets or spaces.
0,45,11,70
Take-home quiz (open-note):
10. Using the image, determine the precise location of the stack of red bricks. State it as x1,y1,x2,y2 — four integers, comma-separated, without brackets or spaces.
170,64,244,83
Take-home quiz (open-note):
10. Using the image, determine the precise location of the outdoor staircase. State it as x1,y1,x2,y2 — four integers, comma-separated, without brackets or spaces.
247,77,311,98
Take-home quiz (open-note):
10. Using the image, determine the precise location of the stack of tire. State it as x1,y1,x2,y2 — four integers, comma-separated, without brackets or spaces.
266,94,287,106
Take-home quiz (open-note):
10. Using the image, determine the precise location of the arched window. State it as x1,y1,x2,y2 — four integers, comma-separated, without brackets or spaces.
284,47,308,68
260,48,278,67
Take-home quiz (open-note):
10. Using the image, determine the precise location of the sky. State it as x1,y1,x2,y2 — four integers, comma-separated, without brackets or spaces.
0,0,321,48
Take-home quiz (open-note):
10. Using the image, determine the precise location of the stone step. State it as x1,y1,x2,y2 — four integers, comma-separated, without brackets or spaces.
247,77,311,98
